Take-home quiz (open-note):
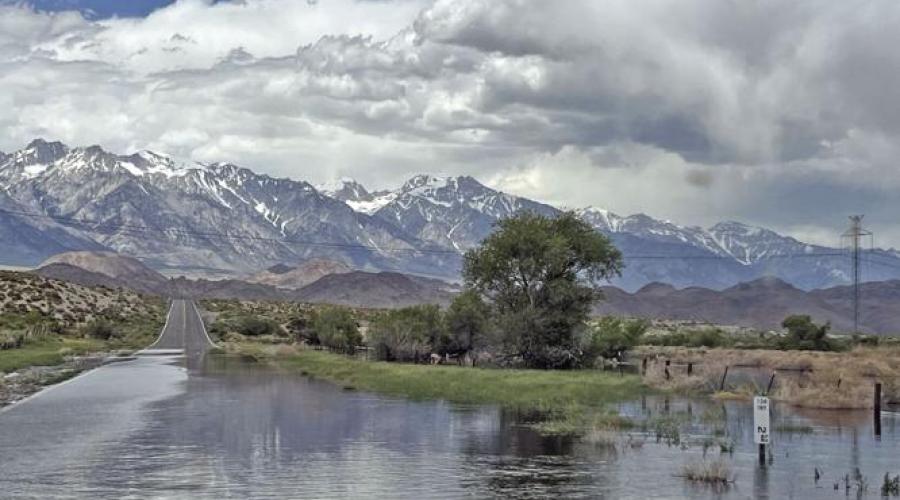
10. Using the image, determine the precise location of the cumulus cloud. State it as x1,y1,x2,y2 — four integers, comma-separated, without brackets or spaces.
1,0,900,245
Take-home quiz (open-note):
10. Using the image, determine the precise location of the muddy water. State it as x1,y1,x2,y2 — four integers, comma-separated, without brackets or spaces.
0,356,897,499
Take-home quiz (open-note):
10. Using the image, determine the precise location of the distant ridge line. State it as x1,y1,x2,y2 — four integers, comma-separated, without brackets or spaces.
0,207,851,262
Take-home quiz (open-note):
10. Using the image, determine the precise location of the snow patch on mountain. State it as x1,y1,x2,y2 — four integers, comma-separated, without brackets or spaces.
319,177,397,215
5,138,900,290
0,140,450,277
347,193,397,215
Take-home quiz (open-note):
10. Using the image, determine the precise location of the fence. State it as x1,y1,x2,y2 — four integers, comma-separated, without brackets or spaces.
636,354,893,437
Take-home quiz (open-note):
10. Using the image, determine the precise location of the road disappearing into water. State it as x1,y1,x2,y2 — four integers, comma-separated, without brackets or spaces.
142,299,217,356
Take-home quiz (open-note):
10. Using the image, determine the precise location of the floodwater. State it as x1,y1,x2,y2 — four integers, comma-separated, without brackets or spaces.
0,355,898,499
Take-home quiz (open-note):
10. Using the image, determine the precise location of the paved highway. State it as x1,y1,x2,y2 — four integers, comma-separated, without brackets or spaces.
0,301,205,498
143,299,217,356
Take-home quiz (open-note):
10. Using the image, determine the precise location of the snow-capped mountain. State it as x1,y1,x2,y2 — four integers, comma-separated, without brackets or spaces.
577,207,829,265
323,177,900,290
371,174,558,251
3,139,900,290
578,207,730,258
320,174,558,252
0,139,454,275
708,221,821,264
572,207,866,290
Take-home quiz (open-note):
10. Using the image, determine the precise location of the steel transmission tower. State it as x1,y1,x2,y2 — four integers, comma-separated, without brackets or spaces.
841,215,872,335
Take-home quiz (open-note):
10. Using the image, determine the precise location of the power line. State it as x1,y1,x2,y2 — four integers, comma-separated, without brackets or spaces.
0,206,888,263
0,207,459,256
624,252,846,261
863,255,900,271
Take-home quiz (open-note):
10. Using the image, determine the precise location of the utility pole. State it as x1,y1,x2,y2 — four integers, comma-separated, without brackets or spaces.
841,215,872,335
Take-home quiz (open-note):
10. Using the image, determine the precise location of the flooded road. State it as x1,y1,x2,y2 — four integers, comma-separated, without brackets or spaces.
1,353,898,498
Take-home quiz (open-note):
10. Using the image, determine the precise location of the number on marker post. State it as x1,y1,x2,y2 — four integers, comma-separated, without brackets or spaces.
754,396,770,445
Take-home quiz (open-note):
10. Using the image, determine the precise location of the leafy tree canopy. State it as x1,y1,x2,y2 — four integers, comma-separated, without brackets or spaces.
463,211,622,368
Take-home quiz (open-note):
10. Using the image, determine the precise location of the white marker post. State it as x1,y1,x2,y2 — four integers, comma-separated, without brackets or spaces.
754,396,770,465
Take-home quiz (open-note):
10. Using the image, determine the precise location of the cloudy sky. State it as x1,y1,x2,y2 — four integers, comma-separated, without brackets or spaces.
1,0,899,248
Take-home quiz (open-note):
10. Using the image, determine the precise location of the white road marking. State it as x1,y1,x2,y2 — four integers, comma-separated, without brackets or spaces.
190,300,219,349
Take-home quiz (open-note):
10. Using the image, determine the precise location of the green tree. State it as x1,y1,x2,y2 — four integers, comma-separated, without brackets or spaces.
463,211,622,368
444,290,491,356
368,305,445,361
781,315,831,350
312,306,361,354
584,317,649,362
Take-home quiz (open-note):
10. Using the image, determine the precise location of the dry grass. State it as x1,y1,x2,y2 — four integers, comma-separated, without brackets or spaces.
583,428,620,448
680,460,734,484
637,345,900,409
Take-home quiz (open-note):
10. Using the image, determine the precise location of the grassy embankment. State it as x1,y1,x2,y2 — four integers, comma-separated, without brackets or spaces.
0,322,163,374
202,297,648,433
203,298,648,423
226,341,644,432
0,337,106,373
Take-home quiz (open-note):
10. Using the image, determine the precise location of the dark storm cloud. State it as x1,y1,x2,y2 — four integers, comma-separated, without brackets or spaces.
3,0,900,245
684,169,714,189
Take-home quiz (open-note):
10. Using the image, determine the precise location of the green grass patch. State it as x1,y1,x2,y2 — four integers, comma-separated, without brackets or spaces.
0,305,164,374
250,346,646,411
0,337,105,373
530,405,635,435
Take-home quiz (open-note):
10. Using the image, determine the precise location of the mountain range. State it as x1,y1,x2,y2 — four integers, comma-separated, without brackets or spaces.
32,251,458,308
29,251,900,334
595,278,891,333
3,138,900,291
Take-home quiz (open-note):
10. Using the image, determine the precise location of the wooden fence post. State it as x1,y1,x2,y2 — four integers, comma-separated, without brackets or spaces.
875,382,882,437
719,366,729,391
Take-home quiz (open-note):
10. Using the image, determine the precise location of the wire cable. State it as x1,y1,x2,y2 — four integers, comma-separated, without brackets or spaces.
0,206,892,263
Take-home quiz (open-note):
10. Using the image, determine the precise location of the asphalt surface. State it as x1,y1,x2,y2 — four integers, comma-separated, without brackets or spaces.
144,299,216,356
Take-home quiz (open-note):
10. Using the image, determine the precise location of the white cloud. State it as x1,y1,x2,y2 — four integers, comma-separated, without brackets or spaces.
2,0,900,245
485,144,738,221
30,0,430,73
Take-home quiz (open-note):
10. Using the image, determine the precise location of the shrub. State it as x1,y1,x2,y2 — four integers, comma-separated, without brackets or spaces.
368,305,445,362
312,306,361,354
287,311,318,345
82,319,119,340
584,317,649,361
235,316,280,337
643,328,732,349
780,315,835,351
